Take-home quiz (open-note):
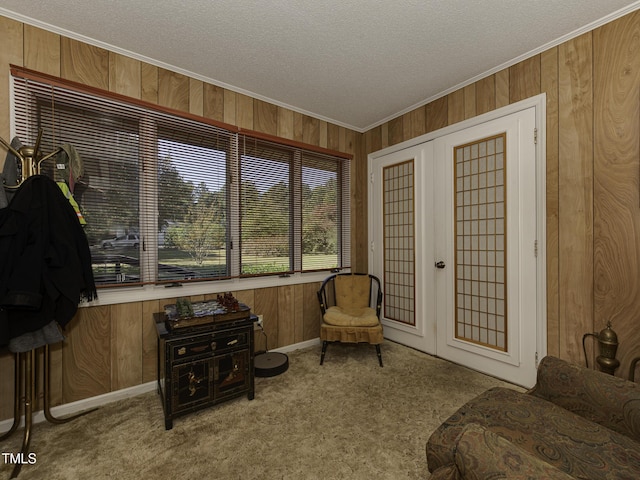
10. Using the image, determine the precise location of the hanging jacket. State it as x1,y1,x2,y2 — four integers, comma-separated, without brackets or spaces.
0,136,23,208
0,175,97,347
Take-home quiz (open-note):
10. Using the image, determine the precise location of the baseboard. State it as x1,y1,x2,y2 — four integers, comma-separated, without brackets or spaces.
271,337,320,354
0,338,321,432
0,381,157,432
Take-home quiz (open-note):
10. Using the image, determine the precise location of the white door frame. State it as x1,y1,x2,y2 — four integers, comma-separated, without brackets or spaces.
368,94,547,385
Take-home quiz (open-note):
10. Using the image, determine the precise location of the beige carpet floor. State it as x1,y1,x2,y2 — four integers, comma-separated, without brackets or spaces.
0,341,521,480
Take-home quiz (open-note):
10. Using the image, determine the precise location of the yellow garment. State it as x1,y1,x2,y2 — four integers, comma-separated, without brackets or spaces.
56,181,86,225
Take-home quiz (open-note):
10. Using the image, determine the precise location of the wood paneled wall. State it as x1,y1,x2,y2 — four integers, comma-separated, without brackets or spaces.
364,10,640,378
1,9,638,420
0,17,361,420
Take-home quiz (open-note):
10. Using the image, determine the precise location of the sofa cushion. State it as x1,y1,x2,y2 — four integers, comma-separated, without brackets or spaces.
531,355,640,442
427,387,640,479
454,424,574,480
428,464,462,480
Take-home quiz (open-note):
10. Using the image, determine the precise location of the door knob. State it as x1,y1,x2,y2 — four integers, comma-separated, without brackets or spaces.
435,261,446,269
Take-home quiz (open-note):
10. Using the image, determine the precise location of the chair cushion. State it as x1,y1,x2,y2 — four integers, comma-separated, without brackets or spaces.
320,322,384,344
334,275,370,309
323,306,379,327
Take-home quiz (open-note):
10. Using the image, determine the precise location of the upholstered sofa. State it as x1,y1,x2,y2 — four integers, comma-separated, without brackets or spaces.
426,356,640,479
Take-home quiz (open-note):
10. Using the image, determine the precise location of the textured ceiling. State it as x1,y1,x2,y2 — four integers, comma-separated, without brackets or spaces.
1,0,639,131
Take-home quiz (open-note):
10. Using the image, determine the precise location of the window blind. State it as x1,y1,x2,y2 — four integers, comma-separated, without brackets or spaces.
10,67,350,287
12,76,146,286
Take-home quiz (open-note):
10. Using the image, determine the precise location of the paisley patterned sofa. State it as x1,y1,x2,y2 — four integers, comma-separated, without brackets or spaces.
426,356,640,479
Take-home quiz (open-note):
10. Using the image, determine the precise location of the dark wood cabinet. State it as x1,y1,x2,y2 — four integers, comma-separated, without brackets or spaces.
155,313,255,429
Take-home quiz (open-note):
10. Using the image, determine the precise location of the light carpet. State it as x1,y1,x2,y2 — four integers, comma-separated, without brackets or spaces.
1,341,521,480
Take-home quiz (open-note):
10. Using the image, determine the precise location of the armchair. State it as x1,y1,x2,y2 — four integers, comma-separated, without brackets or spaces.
316,273,384,366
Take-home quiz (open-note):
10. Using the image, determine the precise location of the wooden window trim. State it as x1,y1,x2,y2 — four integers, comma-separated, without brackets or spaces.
10,64,352,161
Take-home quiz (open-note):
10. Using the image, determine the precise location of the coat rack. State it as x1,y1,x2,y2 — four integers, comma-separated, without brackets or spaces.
0,130,61,187
0,130,96,479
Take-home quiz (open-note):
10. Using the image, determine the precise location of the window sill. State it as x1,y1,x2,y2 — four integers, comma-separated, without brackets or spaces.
81,270,346,308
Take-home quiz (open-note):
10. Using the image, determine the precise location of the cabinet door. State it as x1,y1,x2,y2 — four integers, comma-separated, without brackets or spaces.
214,351,249,399
171,358,214,413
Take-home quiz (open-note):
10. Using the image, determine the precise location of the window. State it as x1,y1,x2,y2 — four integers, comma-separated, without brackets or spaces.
301,152,347,271
154,117,231,282
239,139,292,275
11,68,350,287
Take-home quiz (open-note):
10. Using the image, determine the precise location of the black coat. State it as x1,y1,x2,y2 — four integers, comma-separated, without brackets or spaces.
0,175,97,346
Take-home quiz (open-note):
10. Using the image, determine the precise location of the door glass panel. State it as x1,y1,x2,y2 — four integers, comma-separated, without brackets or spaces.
454,134,506,351
382,160,415,325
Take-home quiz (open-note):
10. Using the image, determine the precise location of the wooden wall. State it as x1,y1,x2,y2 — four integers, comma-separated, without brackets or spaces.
1,9,638,420
363,10,640,378
0,17,364,420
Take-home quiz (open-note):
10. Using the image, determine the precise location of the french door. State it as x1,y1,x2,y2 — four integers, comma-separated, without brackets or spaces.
369,98,545,388
368,143,436,353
